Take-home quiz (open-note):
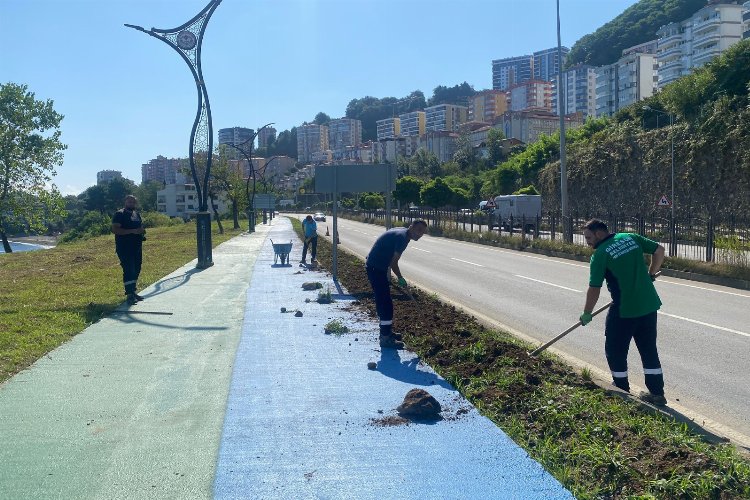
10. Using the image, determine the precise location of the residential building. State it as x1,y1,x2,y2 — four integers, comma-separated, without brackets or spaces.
376,117,400,140
311,149,333,164
96,170,122,184
398,111,426,137
508,80,552,112
296,123,329,163
218,127,254,159
492,54,533,91
418,131,459,163
156,182,228,219
340,141,375,163
622,39,658,56
376,138,407,163
656,2,745,87
327,117,362,151
498,110,584,144
141,155,185,184
424,104,468,132
551,64,597,117
257,126,277,148
533,47,569,82
259,155,296,181
745,1,750,38
469,90,508,123
595,52,658,117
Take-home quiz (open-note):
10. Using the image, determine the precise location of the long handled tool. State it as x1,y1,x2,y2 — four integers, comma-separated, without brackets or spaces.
528,270,662,357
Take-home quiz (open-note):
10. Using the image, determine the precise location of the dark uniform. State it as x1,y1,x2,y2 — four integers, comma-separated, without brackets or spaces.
112,208,143,296
589,232,664,396
366,227,410,337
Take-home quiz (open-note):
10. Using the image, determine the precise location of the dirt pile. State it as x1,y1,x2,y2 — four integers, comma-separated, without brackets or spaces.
396,389,441,419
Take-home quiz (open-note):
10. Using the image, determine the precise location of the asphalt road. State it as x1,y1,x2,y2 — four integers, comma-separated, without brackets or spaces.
295,215,750,446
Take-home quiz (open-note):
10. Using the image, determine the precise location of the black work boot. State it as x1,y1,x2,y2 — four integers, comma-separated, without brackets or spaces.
638,391,667,406
126,293,138,305
379,334,404,349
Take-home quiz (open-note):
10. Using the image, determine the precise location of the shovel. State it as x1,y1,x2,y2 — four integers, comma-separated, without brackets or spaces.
528,271,662,357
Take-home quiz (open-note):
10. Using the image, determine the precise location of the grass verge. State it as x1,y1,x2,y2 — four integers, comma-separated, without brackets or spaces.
291,217,750,499
0,222,243,383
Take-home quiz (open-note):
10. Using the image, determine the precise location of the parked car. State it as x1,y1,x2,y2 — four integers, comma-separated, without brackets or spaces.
314,212,326,222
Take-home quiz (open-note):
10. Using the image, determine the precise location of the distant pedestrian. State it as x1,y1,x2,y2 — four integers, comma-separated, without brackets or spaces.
579,219,667,405
366,220,428,349
301,215,318,264
111,195,146,305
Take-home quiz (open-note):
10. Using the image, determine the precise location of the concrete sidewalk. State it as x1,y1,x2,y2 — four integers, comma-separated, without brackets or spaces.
0,216,571,499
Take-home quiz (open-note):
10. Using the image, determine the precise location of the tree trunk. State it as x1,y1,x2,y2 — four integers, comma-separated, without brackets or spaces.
210,194,224,234
232,202,240,229
0,227,12,253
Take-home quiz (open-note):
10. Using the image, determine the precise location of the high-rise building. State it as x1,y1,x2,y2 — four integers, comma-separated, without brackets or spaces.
398,111,426,137
595,52,658,117
218,127,254,148
551,65,597,117
376,117,400,140
327,118,362,151
257,126,277,148
656,2,745,88
141,155,185,184
469,90,508,123
533,47,569,82
508,80,552,112
97,170,122,184
492,55,533,91
424,104,468,132
296,123,329,163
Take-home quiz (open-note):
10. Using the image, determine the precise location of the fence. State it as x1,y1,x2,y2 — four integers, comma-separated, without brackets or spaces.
339,208,750,266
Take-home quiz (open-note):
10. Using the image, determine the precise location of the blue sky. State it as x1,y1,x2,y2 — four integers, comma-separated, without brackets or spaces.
1,0,637,195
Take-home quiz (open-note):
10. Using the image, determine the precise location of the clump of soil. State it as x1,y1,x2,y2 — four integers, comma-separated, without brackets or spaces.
294,311,303,317
396,389,442,419
302,282,323,290
369,415,409,427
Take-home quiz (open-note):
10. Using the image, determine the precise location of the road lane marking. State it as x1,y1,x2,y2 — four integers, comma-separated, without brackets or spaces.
658,311,750,338
515,275,582,293
658,280,750,299
412,247,432,253
451,258,483,267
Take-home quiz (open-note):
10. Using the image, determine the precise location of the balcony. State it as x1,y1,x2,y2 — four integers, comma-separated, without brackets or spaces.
657,45,683,60
660,57,683,72
692,15,721,34
693,47,721,65
692,30,721,48
657,32,682,47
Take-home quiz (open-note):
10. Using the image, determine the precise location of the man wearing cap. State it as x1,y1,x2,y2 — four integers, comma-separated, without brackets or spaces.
579,219,667,405
111,195,146,305
366,220,428,349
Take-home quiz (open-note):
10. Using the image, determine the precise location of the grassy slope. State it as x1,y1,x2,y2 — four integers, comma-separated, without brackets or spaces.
0,222,243,382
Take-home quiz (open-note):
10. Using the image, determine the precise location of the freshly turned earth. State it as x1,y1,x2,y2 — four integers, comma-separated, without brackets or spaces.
396,389,442,418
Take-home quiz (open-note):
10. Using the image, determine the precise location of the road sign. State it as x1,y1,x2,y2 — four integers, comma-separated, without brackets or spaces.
657,194,671,207
485,198,496,208
253,193,276,209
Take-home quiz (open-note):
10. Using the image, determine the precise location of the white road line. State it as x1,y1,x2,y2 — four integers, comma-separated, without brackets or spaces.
451,257,484,267
658,279,750,299
658,311,750,338
412,247,432,253
515,275,582,293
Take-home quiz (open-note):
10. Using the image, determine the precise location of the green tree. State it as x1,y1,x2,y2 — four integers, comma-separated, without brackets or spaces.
452,132,477,173
210,146,247,229
313,112,331,125
420,177,454,208
106,177,138,211
487,128,505,165
135,180,163,212
394,176,424,206
428,82,476,107
359,192,384,210
450,187,471,208
514,184,539,195
82,184,109,214
0,83,67,252
267,127,297,159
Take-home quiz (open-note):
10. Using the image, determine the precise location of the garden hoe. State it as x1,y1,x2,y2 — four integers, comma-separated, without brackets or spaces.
528,271,662,358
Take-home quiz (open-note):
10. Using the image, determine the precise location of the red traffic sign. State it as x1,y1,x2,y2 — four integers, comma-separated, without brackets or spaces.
485,198,496,208
657,194,671,207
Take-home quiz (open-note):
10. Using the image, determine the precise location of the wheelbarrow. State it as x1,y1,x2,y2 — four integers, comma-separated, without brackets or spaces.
270,239,293,265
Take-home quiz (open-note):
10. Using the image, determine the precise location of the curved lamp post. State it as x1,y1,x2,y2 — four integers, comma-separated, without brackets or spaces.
125,0,222,269
224,123,274,233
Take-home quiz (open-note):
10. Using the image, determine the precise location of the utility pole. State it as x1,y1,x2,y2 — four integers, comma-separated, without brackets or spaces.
556,0,571,242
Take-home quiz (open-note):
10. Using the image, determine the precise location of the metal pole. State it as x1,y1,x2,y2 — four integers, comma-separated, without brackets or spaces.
670,113,674,223
556,0,570,242
332,164,339,281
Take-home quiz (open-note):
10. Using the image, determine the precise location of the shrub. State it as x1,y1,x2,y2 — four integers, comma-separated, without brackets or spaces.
141,211,173,228
59,211,112,243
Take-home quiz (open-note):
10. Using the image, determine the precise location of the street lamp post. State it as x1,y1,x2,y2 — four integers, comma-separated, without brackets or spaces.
126,0,222,269
643,106,676,255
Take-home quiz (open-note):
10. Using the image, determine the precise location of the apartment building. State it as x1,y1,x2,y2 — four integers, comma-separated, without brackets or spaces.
498,110,583,144
492,54,533,91
508,80,552,112
376,117,400,140
141,155,185,184
375,138,407,163
469,90,508,123
310,149,333,164
551,64,597,117
424,104,468,132
398,111,426,137
218,127,254,159
96,170,122,184
745,1,750,38
296,123,329,163
533,47,569,82
595,51,658,117
257,126,277,148
156,182,228,219
418,131,459,163
327,117,362,151
656,2,745,87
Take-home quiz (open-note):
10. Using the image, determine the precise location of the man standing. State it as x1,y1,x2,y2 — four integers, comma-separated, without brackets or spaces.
301,215,317,264
580,219,667,405
366,220,427,349
111,195,146,305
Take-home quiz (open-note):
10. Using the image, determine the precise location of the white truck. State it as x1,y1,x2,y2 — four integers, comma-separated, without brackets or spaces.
490,194,542,232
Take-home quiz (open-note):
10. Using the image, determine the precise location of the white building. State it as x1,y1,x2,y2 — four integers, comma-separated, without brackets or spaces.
327,117,362,151
498,110,584,144
310,149,333,164
595,52,658,117
418,131,459,163
551,65,597,118
424,104,468,132
508,80,552,112
656,2,745,88
157,182,229,218
398,111,426,137
376,117,400,140
96,170,122,184
296,123,329,163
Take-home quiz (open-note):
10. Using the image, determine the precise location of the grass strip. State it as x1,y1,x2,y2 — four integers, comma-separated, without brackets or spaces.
291,217,750,499
0,222,243,383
